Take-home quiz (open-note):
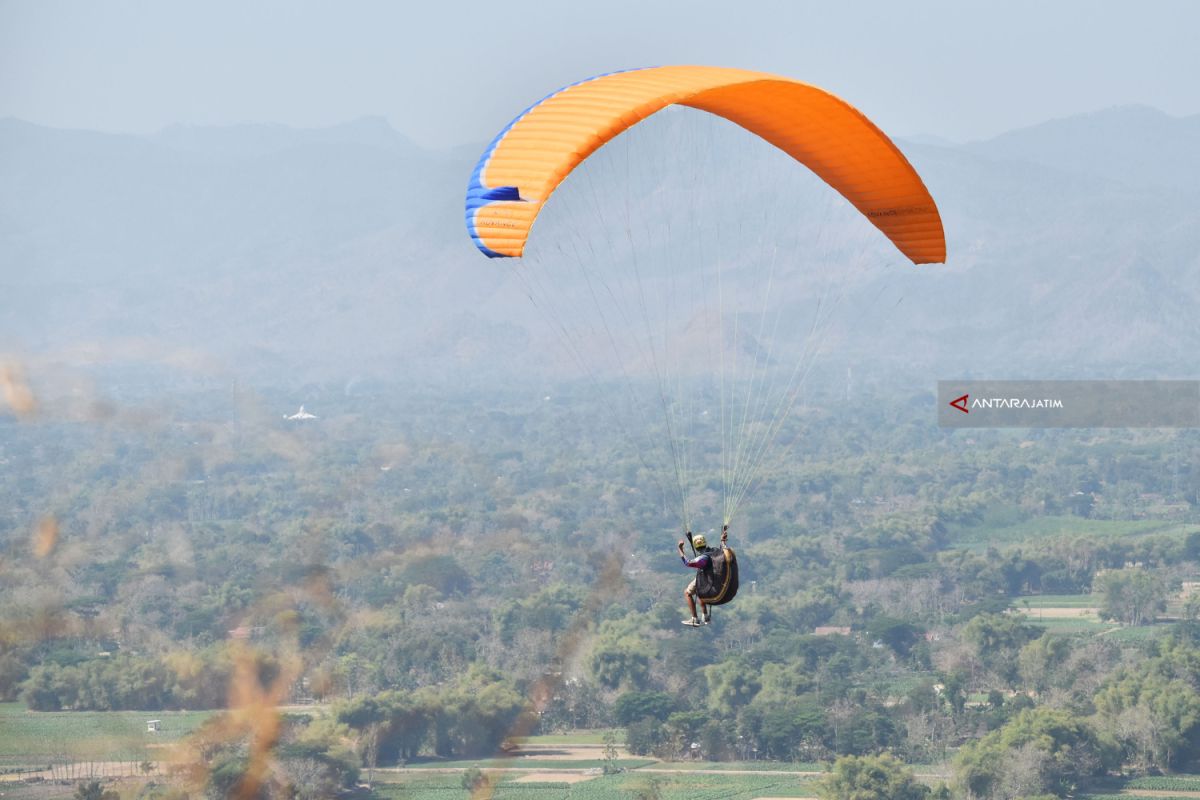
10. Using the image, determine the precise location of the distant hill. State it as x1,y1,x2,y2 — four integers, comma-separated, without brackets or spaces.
1,106,1197,390
967,105,1200,192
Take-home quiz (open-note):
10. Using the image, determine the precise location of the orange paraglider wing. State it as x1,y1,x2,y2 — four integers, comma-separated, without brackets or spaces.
465,65,945,264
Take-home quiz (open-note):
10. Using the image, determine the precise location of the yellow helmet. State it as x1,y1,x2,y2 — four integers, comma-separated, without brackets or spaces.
692,534,707,550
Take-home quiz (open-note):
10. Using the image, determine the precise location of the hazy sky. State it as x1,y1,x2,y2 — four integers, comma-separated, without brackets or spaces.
2,0,1198,148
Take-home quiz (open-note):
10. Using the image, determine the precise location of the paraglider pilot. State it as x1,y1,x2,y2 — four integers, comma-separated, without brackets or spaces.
679,525,728,627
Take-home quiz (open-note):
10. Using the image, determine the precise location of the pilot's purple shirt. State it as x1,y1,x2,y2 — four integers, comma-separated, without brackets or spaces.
681,553,711,569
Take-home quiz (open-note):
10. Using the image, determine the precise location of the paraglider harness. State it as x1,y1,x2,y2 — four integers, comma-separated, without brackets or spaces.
686,525,739,606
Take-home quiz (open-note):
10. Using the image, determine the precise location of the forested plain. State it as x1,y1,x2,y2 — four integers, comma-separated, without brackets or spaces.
4,381,1200,799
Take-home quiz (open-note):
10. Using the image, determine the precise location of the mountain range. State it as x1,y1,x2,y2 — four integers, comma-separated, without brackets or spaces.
1,105,1197,395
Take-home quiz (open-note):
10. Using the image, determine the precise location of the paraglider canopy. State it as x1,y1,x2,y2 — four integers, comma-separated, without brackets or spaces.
463,64,947,536
466,65,945,264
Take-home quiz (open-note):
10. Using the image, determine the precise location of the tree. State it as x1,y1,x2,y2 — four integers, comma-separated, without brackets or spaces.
338,689,436,763
754,698,826,760
626,717,668,757
665,710,707,759
0,652,28,701
940,672,967,716
703,657,761,715
21,664,67,710
430,677,528,758
591,638,651,691
461,766,488,793
1094,567,1167,626
273,716,361,798
818,753,929,800
361,722,382,788
699,719,733,761
494,583,583,642
614,690,675,726
1184,530,1200,561
754,661,814,707
74,783,119,800
1018,633,1072,693
401,554,471,596
602,729,622,774
837,706,900,756
866,616,923,659
954,707,1114,799
629,776,664,800
962,613,1039,686
1094,646,1200,771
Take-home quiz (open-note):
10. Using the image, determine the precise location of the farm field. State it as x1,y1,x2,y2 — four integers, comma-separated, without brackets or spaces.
371,771,822,799
12,707,1200,800
14,772,1200,800
1127,775,1200,790
947,513,1188,550
1014,594,1099,608
1008,595,1179,642
0,703,215,769
1083,774,1200,797
513,730,625,745
1009,598,1115,635
399,758,658,771
1025,617,1116,634
0,780,152,800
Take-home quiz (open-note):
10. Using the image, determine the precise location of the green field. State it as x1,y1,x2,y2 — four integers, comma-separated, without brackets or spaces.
0,702,215,768
1007,594,1175,642
14,772,1200,800
1079,773,1200,799
671,760,824,772
1012,594,1097,608
402,758,657,771
1022,617,1116,634
947,513,1187,550
1101,624,1171,643
372,772,820,799
513,730,624,745
1126,775,1200,791
1008,605,1169,643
